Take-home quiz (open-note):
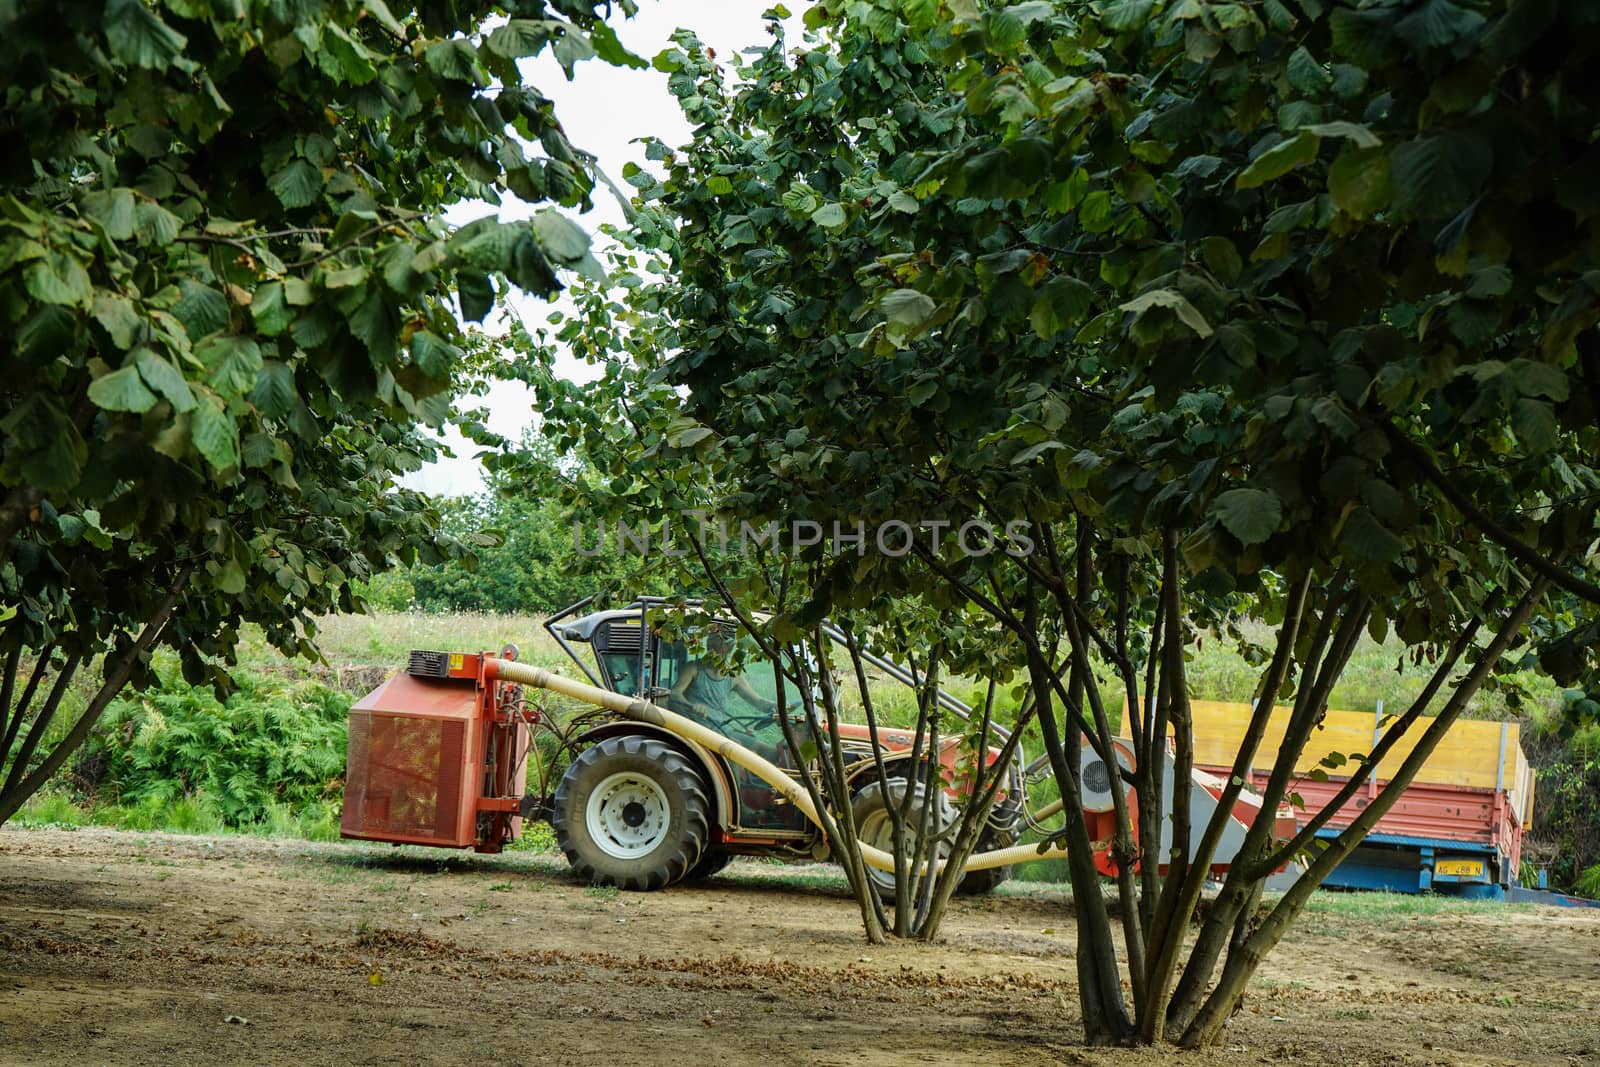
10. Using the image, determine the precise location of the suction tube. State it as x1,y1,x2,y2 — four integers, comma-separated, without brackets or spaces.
487,659,1069,875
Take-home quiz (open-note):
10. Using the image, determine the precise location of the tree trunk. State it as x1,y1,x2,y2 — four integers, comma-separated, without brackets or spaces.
1177,577,1550,1047
0,564,194,827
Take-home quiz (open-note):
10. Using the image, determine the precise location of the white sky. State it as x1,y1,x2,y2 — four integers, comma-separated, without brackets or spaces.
405,2,809,496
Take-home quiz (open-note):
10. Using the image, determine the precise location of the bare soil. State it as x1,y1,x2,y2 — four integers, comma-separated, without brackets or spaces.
2,827,1597,1066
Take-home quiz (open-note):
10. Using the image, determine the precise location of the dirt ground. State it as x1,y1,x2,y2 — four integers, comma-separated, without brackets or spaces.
1,828,1597,1066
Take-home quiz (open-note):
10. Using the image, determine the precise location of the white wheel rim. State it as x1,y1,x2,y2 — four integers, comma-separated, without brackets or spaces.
586,771,671,859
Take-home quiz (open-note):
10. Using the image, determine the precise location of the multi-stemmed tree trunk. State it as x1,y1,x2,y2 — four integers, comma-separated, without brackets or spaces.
911,516,1557,1045
691,552,1029,943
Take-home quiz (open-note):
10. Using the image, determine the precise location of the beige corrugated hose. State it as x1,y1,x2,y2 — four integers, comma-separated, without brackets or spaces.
493,660,1068,875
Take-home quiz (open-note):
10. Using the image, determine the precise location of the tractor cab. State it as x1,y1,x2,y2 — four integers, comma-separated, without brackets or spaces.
547,598,809,834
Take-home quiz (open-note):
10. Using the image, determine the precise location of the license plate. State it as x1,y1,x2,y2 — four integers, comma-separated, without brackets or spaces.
1436,858,1484,878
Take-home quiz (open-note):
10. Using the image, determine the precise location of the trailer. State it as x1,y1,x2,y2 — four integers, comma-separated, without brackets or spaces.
1123,700,1535,899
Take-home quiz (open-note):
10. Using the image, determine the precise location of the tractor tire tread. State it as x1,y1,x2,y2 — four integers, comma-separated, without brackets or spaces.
551,735,710,891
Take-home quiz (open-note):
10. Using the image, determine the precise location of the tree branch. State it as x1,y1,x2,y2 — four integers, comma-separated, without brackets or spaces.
0,562,195,825
1383,421,1600,604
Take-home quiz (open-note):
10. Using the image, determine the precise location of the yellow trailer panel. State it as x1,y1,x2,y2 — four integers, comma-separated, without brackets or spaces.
1120,699,1531,825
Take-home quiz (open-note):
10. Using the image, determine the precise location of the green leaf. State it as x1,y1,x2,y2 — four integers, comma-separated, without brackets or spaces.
1235,131,1320,190
191,393,239,471
198,335,263,397
1286,46,1331,95
0,237,46,272
92,292,142,348
362,0,406,37
587,21,648,69
1012,439,1065,465
348,291,396,361
457,271,493,322
23,252,92,306
811,202,847,229
1200,237,1243,283
88,365,159,413
486,19,557,59
1101,0,1155,32
242,431,276,468
250,361,297,418
409,331,458,378
425,39,481,83
81,188,137,240
251,282,294,336
721,217,756,247
1120,288,1213,338
530,210,591,263
1389,133,1492,219
552,23,597,74
1330,63,1368,99
173,280,230,338
323,264,368,289
1465,266,1512,299
1341,506,1403,563
323,23,377,85
667,425,715,448
215,560,247,595
1304,121,1380,150
1328,146,1391,218
881,288,937,327
1395,0,1485,48
104,0,186,70
134,348,196,412
1329,6,1394,66
1030,276,1094,338
1509,358,1568,402
1263,0,1297,31
781,186,818,215
1214,488,1282,545
268,159,323,210
283,277,314,306
886,190,920,214
135,202,181,246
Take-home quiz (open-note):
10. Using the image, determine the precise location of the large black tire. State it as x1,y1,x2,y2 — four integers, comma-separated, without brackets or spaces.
681,848,735,882
851,778,954,898
551,736,710,891
955,804,1021,896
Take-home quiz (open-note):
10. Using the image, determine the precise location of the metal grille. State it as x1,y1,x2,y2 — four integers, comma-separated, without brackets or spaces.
596,622,642,653
407,649,449,678
341,711,466,844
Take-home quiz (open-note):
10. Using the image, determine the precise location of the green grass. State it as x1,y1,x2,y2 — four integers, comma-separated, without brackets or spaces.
260,611,570,672
1302,889,1534,921
10,788,341,841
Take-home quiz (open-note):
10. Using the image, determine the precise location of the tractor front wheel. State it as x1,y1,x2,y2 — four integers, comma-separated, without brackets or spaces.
552,736,710,890
851,778,954,898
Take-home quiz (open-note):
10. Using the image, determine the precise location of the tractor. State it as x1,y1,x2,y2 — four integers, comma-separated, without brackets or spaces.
341,597,1026,892
339,596,1292,892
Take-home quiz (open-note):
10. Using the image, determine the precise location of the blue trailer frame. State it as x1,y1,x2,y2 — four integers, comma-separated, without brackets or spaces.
1314,829,1509,900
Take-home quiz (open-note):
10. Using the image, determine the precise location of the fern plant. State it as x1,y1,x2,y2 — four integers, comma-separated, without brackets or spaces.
90,673,350,825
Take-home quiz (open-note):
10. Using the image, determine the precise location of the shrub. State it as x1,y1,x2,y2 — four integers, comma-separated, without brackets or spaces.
89,673,350,826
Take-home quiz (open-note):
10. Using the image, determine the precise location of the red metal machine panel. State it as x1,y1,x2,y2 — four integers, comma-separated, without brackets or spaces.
1208,767,1518,858
341,673,480,848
